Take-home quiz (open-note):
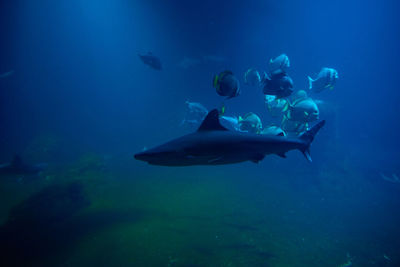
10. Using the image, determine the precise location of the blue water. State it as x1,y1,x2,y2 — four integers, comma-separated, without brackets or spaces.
0,0,399,266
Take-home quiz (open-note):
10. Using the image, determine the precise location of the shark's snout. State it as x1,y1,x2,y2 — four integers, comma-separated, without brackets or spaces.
134,152,149,161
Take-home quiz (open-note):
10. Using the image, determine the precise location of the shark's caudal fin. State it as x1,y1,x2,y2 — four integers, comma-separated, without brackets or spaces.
197,109,228,132
299,120,325,162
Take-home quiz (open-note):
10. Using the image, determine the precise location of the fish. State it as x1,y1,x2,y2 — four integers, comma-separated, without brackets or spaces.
244,68,261,86
138,52,162,70
213,70,240,99
262,72,294,99
219,115,240,131
238,112,262,134
285,97,319,123
0,155,47,177
265,96,288,117
178,57,201,69
181,101,208,126
261,125,286,136
134,109,325,166
281,118,308,136
379,172,400,183
308,67,338,93
269,54,290,76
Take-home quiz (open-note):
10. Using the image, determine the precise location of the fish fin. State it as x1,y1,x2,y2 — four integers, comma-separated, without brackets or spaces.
269,58,273,64
299,120,326,162
198,109,228,132
281,113,288,124
250,153,265,163
304,111,309,116
213,75,219,88
238,116,243,122
220,104,226,115
221,70,233,77
307,76,314,90
282,100,290,112
303,148,312,162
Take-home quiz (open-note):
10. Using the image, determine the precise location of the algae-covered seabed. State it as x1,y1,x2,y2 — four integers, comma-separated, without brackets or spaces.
0,153,399,267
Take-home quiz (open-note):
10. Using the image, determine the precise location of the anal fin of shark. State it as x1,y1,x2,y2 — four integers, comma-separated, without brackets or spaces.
277,152,286,158
250,153,265,163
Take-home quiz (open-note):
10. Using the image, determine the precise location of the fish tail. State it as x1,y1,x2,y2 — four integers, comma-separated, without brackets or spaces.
282,99,291,113
298,120,326,162
307,76,314,90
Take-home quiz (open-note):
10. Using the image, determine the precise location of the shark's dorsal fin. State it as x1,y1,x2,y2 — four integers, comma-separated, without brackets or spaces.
198,109,228,132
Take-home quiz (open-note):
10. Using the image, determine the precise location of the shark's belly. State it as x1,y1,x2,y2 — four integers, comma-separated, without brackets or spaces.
184,138,269,165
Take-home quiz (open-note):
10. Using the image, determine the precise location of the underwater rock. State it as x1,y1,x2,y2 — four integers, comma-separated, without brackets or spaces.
67,153,108,177
0,181,146,266
0,182,89,266
23,133,60,162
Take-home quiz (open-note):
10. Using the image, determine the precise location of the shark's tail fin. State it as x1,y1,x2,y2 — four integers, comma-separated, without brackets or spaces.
298,120,325,162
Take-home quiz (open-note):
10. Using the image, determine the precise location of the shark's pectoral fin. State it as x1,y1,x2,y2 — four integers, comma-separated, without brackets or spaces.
250,153,265,163
277,152,286,158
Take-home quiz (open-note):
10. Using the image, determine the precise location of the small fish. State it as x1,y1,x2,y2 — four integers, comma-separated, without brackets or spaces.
213,70,240,99
293,90,308,100
308,67,338,93
281,117,308,136
0,155,47,177
178,57,201,69
269,54,290,75
262,72,294,99
261,125,286,136
219,115,240,131
238,112,262,134
138,52,162,70
265,96,288,117
244,68,261,86
379,173,400,183
285,97,319,123
185,101,208,115
383,254,391,261
181,101,208,127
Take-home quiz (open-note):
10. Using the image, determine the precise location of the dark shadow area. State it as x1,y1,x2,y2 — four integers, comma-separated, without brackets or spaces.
0,182,145,267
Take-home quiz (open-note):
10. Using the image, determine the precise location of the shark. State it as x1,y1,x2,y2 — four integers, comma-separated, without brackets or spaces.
134,109,325,166
0,155,47,177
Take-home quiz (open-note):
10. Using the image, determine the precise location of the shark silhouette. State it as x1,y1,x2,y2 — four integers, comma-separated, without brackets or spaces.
134,109,325,166
0,155,47,176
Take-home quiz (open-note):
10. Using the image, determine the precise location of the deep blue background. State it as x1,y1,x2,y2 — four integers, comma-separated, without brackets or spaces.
0,0,399,168
0,1,400,266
